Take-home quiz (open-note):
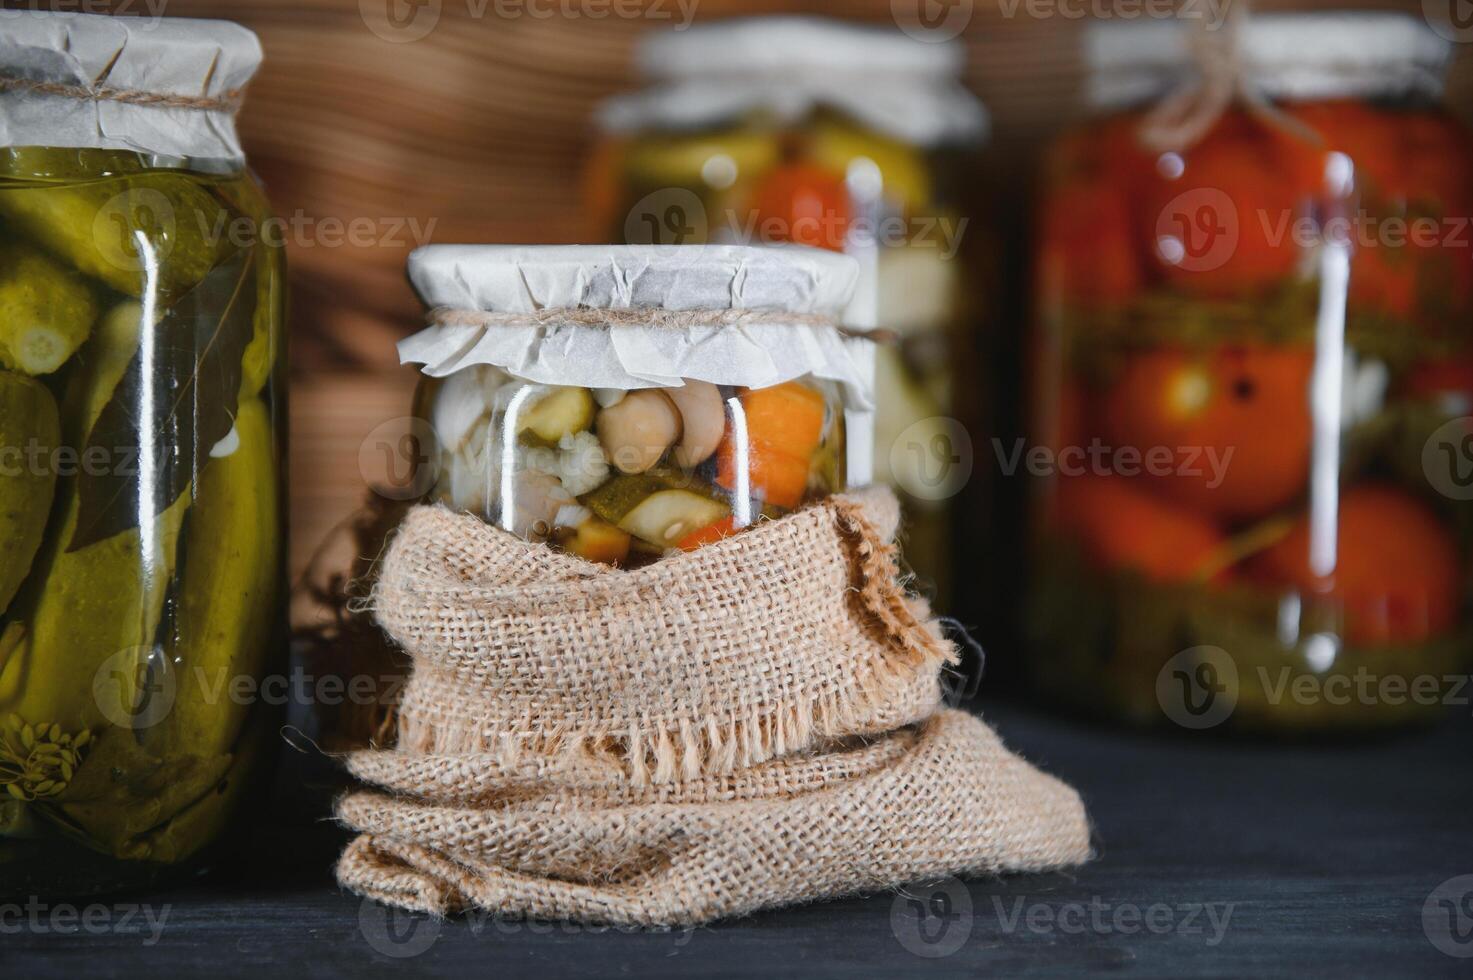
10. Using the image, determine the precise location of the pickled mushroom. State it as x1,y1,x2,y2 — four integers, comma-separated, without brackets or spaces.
596,388,682,474
665,380,725,468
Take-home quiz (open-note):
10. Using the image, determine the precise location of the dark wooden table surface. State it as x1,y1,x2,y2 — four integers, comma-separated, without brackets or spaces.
8,697,1472,979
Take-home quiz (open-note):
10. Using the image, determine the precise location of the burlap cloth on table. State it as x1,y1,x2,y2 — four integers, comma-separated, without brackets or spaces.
336,488,1092,926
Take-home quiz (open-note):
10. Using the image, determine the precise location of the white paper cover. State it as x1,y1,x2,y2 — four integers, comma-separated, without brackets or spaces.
400,244,875,409
0,10,262,164
597,17,987,147
1086,13,1451,109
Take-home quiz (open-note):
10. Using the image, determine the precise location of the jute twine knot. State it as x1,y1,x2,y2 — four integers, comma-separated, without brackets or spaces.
427,305,897,344
0,75,245,113
1136,2,1322,153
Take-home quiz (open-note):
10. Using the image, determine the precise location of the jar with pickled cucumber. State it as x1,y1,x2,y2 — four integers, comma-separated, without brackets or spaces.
1027,13,1473,731
401,245,870,565
0,13,285,894
590,18,985,597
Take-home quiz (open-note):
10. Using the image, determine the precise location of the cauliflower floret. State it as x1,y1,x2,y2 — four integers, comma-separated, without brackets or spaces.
513,429,610,501
552,430,611,497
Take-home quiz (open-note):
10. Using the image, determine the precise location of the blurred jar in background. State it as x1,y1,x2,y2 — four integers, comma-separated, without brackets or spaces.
1027,13,1473,731
588,17,987,606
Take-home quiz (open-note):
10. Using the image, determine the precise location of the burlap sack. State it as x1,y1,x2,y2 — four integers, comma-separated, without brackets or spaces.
337,489,1092,925
370,488,952,781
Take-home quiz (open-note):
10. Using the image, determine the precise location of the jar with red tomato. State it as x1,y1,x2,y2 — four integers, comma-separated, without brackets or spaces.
589,17,987,606
1027,13,1473,731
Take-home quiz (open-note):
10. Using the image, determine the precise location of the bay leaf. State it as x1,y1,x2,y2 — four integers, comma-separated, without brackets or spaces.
68,246,257,551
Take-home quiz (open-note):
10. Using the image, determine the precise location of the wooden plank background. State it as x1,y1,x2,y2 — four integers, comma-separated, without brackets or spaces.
6,0,1470,572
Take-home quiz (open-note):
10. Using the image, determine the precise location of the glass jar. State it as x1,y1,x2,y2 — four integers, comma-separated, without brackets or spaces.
0,13,285,895
401,245,867,566
590,18,985,594
1027,14,1472,731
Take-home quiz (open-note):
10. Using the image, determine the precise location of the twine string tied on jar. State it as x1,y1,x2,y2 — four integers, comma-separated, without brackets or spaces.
1137,2,1322,153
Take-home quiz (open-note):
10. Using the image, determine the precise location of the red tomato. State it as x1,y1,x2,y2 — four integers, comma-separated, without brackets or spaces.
1254,485,1461,646
1054,474,1225,584
1101,344,1315,521
1038,114,1152,307
748,163,851,252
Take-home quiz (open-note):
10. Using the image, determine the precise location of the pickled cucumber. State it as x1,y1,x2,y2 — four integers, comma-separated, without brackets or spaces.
579,468,725,525
619,490,728,549
149,400,279,759
623,129,779,187
0,372,59,616
0,171,239,303
580,473,672,525
0,241,99,375
0,302,189,734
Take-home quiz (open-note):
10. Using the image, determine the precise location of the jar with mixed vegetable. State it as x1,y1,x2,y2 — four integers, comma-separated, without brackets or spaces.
1028,14,1473,731
401,245,869,565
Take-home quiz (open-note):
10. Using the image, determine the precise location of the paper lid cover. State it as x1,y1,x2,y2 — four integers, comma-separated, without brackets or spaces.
1086,13,1453,108
597,17,987,146
401,244,874,406
0,10,262,164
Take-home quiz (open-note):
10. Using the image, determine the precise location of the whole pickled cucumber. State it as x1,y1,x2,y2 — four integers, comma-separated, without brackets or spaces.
0,171,239,304
0,240,99,375
0,372,59,616
151,399,280,759
0,302,190,734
